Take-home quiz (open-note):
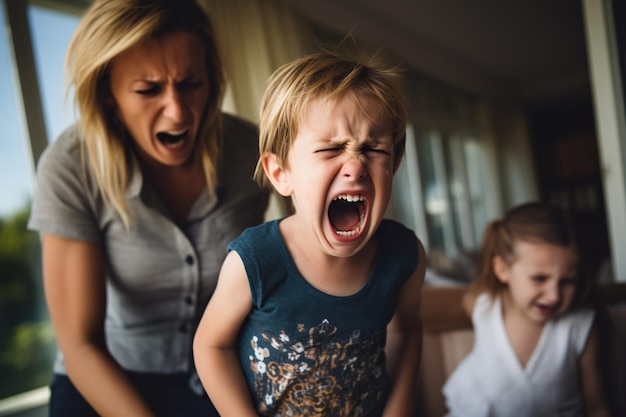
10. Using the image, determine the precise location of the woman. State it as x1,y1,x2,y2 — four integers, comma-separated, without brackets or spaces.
27,0,269,416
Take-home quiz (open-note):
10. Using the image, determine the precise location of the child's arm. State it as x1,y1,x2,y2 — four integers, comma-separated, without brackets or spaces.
580,323,613,417
383,239,426,417
193,251,259,417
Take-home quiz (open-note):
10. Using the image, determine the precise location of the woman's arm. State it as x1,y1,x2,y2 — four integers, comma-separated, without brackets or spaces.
383,239,426,417
193,251,258,417
580,323,613,417
42,233,154,417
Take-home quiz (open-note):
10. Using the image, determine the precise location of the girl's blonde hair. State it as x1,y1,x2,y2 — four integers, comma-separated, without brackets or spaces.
66,0,225,229
468,201,590,307
254,50,407,187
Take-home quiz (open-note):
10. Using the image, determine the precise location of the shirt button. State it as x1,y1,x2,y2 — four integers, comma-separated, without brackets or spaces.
184,296,194,305
185,255,194,265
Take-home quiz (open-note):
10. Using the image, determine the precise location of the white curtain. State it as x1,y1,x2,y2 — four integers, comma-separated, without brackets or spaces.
202,0,313,218
204,0,314,123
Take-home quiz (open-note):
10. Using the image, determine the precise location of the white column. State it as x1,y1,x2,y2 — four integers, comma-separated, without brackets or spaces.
582,0,626,281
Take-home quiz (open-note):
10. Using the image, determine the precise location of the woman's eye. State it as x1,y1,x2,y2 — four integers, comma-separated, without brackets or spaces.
181,80,203,89
135,86,159,95
531,275,547,283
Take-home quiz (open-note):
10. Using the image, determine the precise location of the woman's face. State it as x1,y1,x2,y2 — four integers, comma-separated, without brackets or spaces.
109,31,209,168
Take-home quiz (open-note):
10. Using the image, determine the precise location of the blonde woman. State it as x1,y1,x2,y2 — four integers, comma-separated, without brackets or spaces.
27,0,268,416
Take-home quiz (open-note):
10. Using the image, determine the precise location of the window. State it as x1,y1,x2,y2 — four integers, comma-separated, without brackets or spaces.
391,123,491,264
416,126,490,256
0,0,80,406
29,4,79,142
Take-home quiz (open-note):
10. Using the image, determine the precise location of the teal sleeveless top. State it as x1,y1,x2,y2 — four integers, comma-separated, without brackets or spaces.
228,218,419,416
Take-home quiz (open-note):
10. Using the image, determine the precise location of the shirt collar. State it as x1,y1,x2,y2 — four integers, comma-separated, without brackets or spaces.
124,151,219,221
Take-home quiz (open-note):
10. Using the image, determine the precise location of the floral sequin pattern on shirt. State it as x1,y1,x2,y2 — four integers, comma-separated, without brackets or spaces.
248,319,388,416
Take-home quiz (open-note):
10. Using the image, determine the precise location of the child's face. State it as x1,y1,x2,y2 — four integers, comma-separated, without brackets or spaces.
494,241,578,325
272,94,396,258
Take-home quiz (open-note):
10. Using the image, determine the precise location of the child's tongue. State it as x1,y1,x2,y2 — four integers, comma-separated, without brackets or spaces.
329,200,361,231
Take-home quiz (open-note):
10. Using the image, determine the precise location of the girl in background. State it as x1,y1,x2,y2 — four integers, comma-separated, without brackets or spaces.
443,202,612,417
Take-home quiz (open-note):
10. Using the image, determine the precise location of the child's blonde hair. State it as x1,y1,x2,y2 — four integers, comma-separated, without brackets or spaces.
254,50,407,187
469,201,590,307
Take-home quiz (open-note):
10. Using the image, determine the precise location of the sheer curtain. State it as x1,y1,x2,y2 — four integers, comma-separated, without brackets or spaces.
203,0,314,218
204,0,313,123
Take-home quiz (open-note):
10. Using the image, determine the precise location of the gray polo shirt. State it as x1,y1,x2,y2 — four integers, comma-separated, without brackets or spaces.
28,113,269,374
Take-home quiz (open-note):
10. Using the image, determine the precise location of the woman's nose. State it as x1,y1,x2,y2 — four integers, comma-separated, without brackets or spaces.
162,89,185,121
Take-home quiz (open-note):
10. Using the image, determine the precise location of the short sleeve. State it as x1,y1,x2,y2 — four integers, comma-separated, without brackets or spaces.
27,126,101,242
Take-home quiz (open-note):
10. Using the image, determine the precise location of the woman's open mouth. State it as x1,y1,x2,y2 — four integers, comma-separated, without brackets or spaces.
328,194,367,237
156,129,188,148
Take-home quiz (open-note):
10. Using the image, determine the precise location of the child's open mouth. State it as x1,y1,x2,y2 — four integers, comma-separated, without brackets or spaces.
536,303,558,316
156,129,188,148
328,194,367,237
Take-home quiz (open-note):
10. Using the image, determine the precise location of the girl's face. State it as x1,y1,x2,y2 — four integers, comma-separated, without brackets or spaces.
494,241,579,325
265,94,396,258
109,31,209,169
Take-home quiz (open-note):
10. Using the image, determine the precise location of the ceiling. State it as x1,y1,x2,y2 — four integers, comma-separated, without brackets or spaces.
281,0,591,107
52,0,592,108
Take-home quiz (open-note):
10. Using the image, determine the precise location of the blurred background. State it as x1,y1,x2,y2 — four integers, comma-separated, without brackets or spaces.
1,0,624,415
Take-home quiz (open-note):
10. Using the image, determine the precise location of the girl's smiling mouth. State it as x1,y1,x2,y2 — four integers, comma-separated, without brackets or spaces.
328,193,367,238
535,302,559,317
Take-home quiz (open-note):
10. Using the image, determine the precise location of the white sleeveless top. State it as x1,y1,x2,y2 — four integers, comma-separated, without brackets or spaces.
443,293,594,417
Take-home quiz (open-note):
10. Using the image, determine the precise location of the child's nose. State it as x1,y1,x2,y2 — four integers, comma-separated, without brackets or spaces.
544,281,561,304
341,155,367,180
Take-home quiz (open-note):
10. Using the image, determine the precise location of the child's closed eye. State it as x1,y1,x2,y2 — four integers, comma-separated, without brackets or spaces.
314,147,343,158
363,146,390,155
531,275,548,283
559,277,577,287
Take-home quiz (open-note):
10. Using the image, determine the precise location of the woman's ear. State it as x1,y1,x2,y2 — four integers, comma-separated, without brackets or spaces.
262,153,292,197
492,255,510,284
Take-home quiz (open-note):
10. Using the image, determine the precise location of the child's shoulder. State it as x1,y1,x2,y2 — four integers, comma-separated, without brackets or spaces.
377,219,420,259
377,218,416,242
240,218,280,235
368,220,422,282
558,305,595,328
462,290,493,317
229,219,281,251
551,307,596,354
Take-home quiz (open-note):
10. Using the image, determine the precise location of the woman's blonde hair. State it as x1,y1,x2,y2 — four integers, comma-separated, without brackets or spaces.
254,50,407,187
468,201,590,308
66,0,225,228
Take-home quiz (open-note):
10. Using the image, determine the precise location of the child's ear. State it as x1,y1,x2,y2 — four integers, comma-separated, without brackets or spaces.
492,255,510,284
262,153,292,197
